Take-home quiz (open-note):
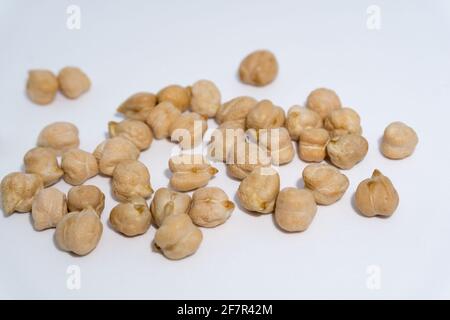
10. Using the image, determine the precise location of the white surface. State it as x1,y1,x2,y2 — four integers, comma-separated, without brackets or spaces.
1,0,450,299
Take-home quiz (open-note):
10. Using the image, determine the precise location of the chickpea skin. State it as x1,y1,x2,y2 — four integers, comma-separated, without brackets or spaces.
275,188,317,232
216,96,257,125
191,80,221,118
37,122,80,156
108,119,153,151
31,188,67,231
298,128,330,163
169,112,208,149
150,188,191,227
117,92,157,121
239,50,278,86
24,147,63,187
109,197,152,236
146,101,181,139
381,122,418,159
246,99,285,130
327,134,368,170
286,105,323,140
226,140,271,180
26,69,59,105
57,67,91,99
67,185,105,216
1,173,43,215
169,154,218,192
324,107,362,138
61,149,99,185
112,160,153,202
306,88,342,119
157,85,191,112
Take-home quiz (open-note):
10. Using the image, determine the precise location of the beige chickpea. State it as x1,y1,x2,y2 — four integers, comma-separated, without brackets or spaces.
57,67,91,99
237,167,280,214
324,107,362,137
355,169,399,217
286,106,323,140
226,140,271,180
298,128,330,162
150,188,191,227
93,136,140,176
24,147,63,187
306,88,342,119
67,185,105,216
109,197,151,236
117,92,157,121
302,163,349,205
112,160,153,202
146,101,181,139
188,187,235,228
1,173,43,215
381,122,418,159
257,127,295,165
31,188,67,231
55,208,102,256
239,50,278,86
157,85,191,112
246,100,285,130
108,119,153,151
61,149,98,185
169,112,207,149
169,154,218,192
216,96,257,125
207,124,246,162
327,134,368,169
37,122,80,155
154,213,202,260
275,188,317,232
26,70,58,105
191,80,221,118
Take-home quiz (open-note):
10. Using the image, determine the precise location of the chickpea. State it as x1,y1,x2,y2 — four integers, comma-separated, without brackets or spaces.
150,188,191,227
324,107,362,137
37,122,80,156
146,101,181,139
257,127,295,165
157,85,191,112
246,99,285,130
67,185,105,216
169,154,218,192
286,106,323,140
298,128,330,162
191,80,221,118
216,96,257,125
239,50,278,86
26,70,58,105
24,147,63,187
207,124,246,162
57,67,91,99
112,160,153,202
355,169,399,217
381,122,418,159
117,92,157,121
154,213,202,260
237,167,280,214
1,173,43,215
302,163,349,205
61,149,99,185
169,112,207,149
108,119,153,151
109,197,152,236
93,137,140,176
55,208,103,256
188,187,235,228
327,134,368,169
226,140,271,180
31,188,67,231
275,188,317,232
306,88,342,119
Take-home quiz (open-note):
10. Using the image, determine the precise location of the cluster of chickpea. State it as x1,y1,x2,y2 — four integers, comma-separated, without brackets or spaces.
1,50,419,260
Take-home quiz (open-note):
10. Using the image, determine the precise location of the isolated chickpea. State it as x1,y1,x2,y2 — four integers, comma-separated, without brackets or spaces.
55,208,103,256
324,107,362,137
26,70,58,105
286,106,323,140
239,50,278,86
108,119,153,151
93,137,140,176
117,92,157,121
302,164,349,205
237,167,280,214
298,128,330,162
154,213,202,260
109,197,151,236
146,101,181,139
208,123,246,162
112,160,153,202
157,85,191,112
355,169,399,217
150,188,191,227
37,122,80,155
191,80,221,117
24,147,63,187
246,100,285,130
1,173,43,215
169,154,218,192
67,185,105,216
61,149,98,185
189,187,235,228
306,88,342,119
257,127,295,165
216,96,257,125
327,134,368,169
31,188,67,231
226,140,271,180
381,122,418,159
275,188,317,232
58,67,91,99
169,112,207,149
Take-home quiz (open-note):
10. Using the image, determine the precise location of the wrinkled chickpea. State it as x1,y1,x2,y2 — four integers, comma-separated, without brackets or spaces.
61,149,98,185
226,140,271,180
216,96,257,125
286,105,323,140
55,208,103,256
169,154,218,192
302,163,349,205
146,101,181,139
31,188,67,231
239,50,278,86
117,92,157,121
154,213,202,260
57,67,91,99
191,80,221,118
327,134,368,169
157,85,191,112
298,128,330,162
355,169,399,217
1,173,43,215
381,122,418,159
109,119,153,151
306,88,342,119
37,122,80,155
67,185,105,216
109,197,152,236
256,127,295,165
24,147,63,187
112,160,153,202
169,112,207,149
246,99,285,130
188,187,235,228
26,70,58,105
275,188,317,232
324,107,362,137
150,187,191,227
207,123,246,162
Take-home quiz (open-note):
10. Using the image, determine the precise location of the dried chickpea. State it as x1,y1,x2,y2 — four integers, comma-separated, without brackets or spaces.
327,134,368,169
169,154,218,192
257,127,295,165
57,67,91,99
31,188,67,231
286,105,323,140
355,169,399,217
275,188,317,232
67,185,105,216
191,80,221,118
216,96,257,125
112,160,153,202
207,123,246,162
26,70,58,105
306,88,342,119
109,197,151,236
37,122,80,156
157,85,191,112
150,188,191,227
108,119,153,151
239,50,278,86
24,147,63,187
226,140,271,180
1,173,43,215
146,101,181,139
381,122,418,159
117,92,157,121
324,107,362,137
298,128,330,162
169,112,207,149
246,99,285,130
61,149,98,185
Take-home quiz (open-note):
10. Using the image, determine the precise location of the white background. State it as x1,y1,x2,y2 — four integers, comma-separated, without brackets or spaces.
1,0,450,299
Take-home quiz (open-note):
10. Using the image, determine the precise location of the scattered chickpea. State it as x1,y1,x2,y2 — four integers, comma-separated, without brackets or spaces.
117,92,157,121
275,188,317,232
31,188,67,231
169,154,218,192
108,119,153,151
216,96,257,126
67,185,105,216
239,50,278,86
146,101,181,139
24,147,63,187
208,125,246,162
191,80,221,118
226,140,271,180
112,160,153,202
286,105,323,140
109,197,152,236
157,85,191,112
306,88,342,119
57,67,91,99
1,173,43,215
381,122,418,159
26,70,58,105
37,122,80,156
298,128,330,162
324,107,362,137
327,134,368,169
150,187,191,227
246,99,285,130
256,127,295,165
61,149,98,185
169,112,207,149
